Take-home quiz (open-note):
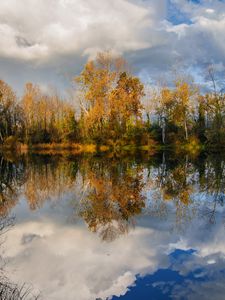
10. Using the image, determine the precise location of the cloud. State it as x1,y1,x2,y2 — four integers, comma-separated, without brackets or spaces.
0,0,156,62
0,0,225,92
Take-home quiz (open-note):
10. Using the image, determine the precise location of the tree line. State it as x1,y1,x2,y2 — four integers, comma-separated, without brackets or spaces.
1,52,225,151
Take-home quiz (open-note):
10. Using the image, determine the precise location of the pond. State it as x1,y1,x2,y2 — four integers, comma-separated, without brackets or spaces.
0,152,225,300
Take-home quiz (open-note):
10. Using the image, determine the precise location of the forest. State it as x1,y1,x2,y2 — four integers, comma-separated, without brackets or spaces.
0,51,225,154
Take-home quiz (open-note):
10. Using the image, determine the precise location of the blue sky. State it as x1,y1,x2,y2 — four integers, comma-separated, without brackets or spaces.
0,0,225,93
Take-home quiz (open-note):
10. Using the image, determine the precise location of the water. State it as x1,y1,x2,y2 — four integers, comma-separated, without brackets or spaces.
0,152,225,300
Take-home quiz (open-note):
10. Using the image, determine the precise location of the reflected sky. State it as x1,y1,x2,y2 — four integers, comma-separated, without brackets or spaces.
1,153,225,300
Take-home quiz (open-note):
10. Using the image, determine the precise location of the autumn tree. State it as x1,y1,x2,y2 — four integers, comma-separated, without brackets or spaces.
21,83,77,144
76,52,122,141
108,72,144,143
0,80,24,144
76,52,144,145
173,80,198,140
203,92,225,146
195,66,225,147
153,78,198,144
153,86,174,144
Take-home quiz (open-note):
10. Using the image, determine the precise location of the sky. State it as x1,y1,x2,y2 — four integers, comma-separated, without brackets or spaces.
0,0,225,93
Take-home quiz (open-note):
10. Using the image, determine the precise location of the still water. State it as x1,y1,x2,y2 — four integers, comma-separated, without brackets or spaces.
0,153,225,300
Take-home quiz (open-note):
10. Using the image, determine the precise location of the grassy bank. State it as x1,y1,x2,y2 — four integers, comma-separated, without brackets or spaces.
1,136,217,157
0,141,159,155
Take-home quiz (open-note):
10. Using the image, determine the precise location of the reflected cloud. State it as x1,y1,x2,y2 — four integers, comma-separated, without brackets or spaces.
4,216,168,300
3,206,225,300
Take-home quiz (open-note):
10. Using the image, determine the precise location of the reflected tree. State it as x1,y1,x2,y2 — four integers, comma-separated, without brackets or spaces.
197,154,225,224
79,158,146,241
24,156,78,210
147,153,198,230
0,154,79,215
0,156,26,217
1,152,225,236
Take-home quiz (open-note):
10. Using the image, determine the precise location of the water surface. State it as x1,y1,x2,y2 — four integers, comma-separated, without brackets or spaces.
0,153,225,300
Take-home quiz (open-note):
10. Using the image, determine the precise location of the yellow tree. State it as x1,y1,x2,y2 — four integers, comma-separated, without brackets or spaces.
154,86,174,144
0,80,23,143
22,83,77,143
154,79,198,143
172,80,198,140
76,52,144,143
109,72,144,134
76,52,125,140
21,83,40,142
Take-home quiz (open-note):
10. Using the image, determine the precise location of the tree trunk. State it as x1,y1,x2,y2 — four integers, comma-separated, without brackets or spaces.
162,117,166,144
184,119,188,140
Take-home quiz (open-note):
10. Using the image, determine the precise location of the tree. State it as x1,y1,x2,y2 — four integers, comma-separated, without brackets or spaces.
76,51,144,144
109,72,144,134
203,92,225,147
154,86,174,144
153,78,198,144
172,80,197,140
21,83,77,144
0,80,23,144
199,65,225,147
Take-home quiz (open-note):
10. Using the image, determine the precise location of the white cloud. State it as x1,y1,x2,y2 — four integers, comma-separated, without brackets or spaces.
0,0,156,62
0,0,225,91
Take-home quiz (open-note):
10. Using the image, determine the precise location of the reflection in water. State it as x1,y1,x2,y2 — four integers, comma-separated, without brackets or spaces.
0,153,225,299
148,155,197,230
112,248,225,300
0,153,225,235
0,156,26,217
0,216,39,299
79,159,145,241
198,155,225,225
24,156,78,210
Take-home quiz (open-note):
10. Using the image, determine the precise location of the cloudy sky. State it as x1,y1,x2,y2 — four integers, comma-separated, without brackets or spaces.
0,0,225,93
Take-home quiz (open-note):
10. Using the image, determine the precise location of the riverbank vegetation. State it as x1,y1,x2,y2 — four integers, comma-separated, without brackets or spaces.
1,52,225,154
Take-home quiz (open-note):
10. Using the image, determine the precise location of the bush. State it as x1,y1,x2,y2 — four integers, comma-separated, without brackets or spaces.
3,136,18,149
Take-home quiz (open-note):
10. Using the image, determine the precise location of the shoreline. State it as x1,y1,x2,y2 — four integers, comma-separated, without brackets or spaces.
0,141,223,157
